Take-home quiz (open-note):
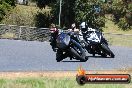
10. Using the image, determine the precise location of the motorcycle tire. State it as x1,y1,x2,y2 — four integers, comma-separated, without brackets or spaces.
92,53,95,57
101,53,107,58
101,43,115,58
70,47,87,62
56,50,64,62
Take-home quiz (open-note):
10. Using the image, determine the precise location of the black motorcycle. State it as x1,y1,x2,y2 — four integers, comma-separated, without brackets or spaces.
56,32,88,62
83,28,115,58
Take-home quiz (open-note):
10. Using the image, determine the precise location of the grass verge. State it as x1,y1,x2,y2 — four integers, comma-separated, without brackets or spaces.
0,77,131,88
104,34,132,47
0,71,131,88
103,19,132,47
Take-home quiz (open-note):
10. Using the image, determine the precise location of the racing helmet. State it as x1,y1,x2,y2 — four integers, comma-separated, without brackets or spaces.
80,22,88,32
71,23,76,29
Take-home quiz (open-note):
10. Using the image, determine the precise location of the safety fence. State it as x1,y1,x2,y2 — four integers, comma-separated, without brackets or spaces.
0,24,132,46
0,24,50,42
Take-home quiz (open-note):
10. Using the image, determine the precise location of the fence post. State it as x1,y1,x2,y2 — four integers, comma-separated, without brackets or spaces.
0,24,6,37
18,26,22,39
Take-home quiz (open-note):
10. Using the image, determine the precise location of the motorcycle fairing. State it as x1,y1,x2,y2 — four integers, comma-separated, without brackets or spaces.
86,29,102,44
56,33,70,49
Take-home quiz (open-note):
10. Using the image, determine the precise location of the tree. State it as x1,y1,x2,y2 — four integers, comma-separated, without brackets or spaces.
0,0,14,21
34,0,106,29
36,0,56,9
35,11,51,28
2,0,16,6
50,0,106,29
51,0,76,27
112,0,132,30
75,0,105,29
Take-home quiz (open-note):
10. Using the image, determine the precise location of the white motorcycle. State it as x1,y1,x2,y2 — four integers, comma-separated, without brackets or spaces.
83,27,115,58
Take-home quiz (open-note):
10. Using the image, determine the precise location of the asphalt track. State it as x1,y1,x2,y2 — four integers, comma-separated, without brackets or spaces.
0,39,132,71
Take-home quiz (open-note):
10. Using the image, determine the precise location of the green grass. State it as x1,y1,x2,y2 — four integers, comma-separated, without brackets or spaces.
103,19,132,34
103,19,132,47
104,34,132,47
0,77,131,88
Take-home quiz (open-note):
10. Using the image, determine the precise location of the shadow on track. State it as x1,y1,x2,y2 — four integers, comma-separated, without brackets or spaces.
62,60,81,62
88,56,113,58
61,56,89,62
57,56,112,62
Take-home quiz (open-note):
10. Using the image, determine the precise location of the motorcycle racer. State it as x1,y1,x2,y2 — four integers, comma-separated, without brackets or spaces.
49,24,59,52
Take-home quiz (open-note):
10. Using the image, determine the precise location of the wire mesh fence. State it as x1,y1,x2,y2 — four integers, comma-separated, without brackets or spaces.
0,24,50,42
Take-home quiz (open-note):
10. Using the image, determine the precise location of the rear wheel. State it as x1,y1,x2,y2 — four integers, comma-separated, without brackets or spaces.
56,53,62,62
56,50,65,62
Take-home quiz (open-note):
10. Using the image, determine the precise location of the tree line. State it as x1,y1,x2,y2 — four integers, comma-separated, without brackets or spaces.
35,0,131,30
0,0,131,30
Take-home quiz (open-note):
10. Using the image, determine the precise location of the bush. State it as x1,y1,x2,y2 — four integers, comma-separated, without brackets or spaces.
35,11,51,28
3,0,16,6
111,0,131,30
118,17,130,30
126,3,132,26
1,5,52,27
94,16,105,30
1,5,38,26
103,3,113,14
0,1,12,21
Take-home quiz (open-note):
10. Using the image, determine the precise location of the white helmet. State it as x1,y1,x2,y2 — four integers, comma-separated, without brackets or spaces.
80,22,87,28
71,23,76,29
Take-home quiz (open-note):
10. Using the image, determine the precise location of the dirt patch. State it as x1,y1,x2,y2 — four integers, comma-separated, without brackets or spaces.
0,70,131,79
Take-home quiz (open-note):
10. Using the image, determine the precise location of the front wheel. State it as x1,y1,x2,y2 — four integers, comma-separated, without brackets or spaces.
101,43,115,58
70,39,88,61
70,47,87,62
